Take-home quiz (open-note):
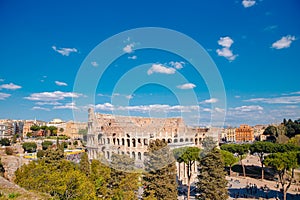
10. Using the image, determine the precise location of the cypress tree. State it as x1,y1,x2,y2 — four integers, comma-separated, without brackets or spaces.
196,148,228,200
143,139,177,200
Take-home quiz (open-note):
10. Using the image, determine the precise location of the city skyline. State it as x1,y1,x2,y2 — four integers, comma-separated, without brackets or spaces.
0,0,299,126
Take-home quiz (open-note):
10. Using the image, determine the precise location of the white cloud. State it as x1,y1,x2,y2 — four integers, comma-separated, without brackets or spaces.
95,103,115,111
123,43,134,53
216,36,237,61
169,61,184,69
214,107,225,113
55,81,68,86
0,92,11,100
94,103,199,113
32,106,50,111
24,91,83,101
91,61,99,67
147,64,176,75
201,98,219,104
271,35,296,49
36,101,61,106
177,83,196,90
0,83,22,90
52,46,78,56
53,102,78,110
242,0,256,8
0,79,4,82
128,55,137,60
245,96,300,104
218,36,234,48
233,105,263,112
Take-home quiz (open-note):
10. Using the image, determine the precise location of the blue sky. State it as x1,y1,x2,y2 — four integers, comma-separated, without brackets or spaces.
0,0,299,126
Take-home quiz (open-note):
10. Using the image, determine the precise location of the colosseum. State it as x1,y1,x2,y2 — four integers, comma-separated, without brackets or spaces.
86,108,215,184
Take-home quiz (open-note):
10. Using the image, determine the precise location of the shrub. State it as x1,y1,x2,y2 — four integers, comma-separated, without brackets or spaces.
8,192,20,199
0,138,10,146
22,142,37,153
37,150,45,158
5,147,13,155
41,141,53,150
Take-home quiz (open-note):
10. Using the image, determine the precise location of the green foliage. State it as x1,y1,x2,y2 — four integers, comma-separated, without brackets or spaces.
36,150,45,158
79,152,90,177
73,140,78,146
22,142,37,153
264,151,299,200
143,139,177,200
5,147,13,155
196,148,228,200
43,148,65,164
0,138,10,146
15,149,96,199
41,140,53,150
8,192,20,199
30,125,40,131
220,150,238,176
109,153,140,200
61,141,68,149
47,126,58,136
59,128,64,133
90,159,111,198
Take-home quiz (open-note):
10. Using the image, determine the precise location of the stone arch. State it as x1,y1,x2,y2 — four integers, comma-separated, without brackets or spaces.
117,138,120,145
107,138,110,144
127,139,130,147
174,139,178,143
138,152,142,160
122,138,125,146
180,138,184,142
144,139,148,146
113,138,116,145
132,138,136,148
185,138,189,142
132,151,136,159
167,138,172,143
195,138,198,145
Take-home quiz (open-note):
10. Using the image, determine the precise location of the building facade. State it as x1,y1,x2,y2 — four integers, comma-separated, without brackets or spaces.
235,124,254,142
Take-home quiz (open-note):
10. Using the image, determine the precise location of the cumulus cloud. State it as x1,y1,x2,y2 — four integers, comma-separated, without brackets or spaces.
217,36,234,48
52,46,78,56
216,36,237,61
32,106,50,111
271,35,296,49
24,91,83,101
0,83,22,90
201,98,219,104
0,92,11,100
53,102,78,110
245,96,300,104
147,64,176,75
169,61,184,69
242,0,256,8
123,43,134,53
177,83,196,90
91,61,99,67
233,105,263,112
55,81,68,86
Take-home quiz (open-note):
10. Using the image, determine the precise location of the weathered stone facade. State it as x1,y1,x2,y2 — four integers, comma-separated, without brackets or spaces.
86,108,212,184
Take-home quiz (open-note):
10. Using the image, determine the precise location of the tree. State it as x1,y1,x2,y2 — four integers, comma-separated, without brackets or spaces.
0,157,5,177
143,139,177,200
174,146,201,200
220,143,249,177
47,126,57,136
250,141,276,180
196,148,228,200
220,150,238,176
59,128,64,133
0,138,10,146
109,153,140,200
90,159,111,198
264,151,298,200
79,152,90,177
30,125,40,132
42,141,53,150
15,155,96,199
22,142,37,153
